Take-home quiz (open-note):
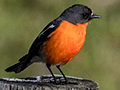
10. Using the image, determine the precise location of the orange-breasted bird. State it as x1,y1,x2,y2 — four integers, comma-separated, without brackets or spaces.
5,4,101,83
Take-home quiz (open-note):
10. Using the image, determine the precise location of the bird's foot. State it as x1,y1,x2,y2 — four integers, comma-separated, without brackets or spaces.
50,78,61,84
50,78,78,85
59,78,78,85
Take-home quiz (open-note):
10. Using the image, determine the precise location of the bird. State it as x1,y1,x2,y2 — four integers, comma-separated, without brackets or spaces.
5,4,101,84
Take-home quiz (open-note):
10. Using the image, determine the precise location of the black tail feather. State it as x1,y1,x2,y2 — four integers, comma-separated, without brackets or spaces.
5,54,32,73
5,62,24,73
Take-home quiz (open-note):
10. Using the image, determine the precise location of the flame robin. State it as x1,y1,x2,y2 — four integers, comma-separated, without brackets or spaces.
5,4,101,83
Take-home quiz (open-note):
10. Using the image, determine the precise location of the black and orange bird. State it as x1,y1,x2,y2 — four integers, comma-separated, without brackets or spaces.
5,4,101,83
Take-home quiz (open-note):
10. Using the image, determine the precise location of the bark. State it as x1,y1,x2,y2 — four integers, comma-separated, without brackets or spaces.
0,75,99,90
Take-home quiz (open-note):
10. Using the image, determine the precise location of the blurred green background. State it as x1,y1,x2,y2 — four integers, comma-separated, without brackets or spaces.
0,0,120,90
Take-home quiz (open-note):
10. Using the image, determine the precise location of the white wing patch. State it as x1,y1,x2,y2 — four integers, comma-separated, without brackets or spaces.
49,24,55,28
38,24,55,38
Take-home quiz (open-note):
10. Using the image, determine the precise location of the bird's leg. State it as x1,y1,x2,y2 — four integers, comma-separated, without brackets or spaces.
56,65,78,84
56,65,67,83
46,64,56,83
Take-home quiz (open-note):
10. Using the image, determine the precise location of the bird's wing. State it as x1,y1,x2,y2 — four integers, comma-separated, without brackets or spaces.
28,19,61,54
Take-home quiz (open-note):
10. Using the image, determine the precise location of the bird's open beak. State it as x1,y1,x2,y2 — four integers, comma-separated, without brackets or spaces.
91,14,101,19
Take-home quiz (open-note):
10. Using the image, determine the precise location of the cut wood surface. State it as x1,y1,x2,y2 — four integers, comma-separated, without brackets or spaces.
0,75,99,90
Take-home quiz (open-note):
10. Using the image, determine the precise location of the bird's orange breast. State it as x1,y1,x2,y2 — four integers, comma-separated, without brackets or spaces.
43,20,88,66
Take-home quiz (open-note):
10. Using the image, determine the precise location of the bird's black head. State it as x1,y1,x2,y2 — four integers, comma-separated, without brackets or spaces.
59,4,101,24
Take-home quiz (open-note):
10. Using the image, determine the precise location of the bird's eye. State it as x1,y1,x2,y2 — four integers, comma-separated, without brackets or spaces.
82,13,89,19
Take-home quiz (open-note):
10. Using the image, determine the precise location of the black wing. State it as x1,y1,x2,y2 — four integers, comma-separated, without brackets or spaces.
28,19,61,54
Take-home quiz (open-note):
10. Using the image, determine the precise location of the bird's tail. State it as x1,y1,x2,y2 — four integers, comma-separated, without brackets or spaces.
5,54,33,73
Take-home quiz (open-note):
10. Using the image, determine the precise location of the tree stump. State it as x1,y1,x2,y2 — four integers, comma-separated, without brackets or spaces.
0,75,99,90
